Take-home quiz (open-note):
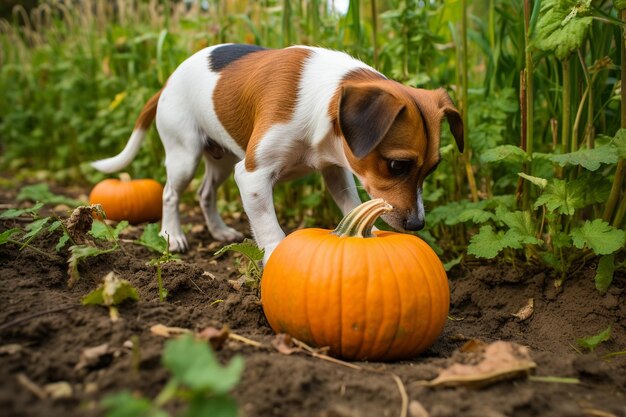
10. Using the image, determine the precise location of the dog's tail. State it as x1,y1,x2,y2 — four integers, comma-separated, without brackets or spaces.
91,89,162,173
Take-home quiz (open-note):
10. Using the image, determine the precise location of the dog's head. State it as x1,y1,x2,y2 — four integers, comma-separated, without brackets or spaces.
337,80,463,231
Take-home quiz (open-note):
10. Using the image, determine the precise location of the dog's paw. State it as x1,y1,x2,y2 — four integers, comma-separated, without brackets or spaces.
210,226,244,243
162,232,189,253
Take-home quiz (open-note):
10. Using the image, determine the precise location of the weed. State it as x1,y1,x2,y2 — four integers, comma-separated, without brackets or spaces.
214,239,264,290
139,223,179,302
102,334,244,417
82,272,139,322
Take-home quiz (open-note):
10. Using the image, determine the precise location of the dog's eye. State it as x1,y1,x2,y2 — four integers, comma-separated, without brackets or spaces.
388,160,412,176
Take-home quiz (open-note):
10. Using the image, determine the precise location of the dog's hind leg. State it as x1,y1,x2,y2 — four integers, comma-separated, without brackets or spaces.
198,150,244,242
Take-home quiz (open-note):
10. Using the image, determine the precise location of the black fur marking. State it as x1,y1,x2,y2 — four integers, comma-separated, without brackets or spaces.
209,44,268,72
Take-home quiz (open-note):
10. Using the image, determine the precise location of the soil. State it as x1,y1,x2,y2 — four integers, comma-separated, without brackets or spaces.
1,183,625,417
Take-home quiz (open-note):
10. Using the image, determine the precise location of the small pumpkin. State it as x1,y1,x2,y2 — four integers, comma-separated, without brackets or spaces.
89,173,163,224
261,199,449,361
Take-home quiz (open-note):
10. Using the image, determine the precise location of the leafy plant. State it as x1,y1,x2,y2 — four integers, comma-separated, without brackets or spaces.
577,325,612,352
140,224,178,302
214,239,264,289
102,334,244,417
82,272,139,321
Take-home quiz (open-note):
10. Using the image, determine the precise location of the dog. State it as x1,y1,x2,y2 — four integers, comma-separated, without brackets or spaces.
91,44,464,264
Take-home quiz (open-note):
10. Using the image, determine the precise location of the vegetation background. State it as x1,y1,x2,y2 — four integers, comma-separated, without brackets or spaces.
0,0,624,289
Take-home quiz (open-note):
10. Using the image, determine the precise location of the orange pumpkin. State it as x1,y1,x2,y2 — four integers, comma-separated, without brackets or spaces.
261,199,449,361
89,173,163,224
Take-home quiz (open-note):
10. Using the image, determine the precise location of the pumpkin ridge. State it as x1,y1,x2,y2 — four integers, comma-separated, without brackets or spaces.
375,237,405,360
407,240,437,354
351,239,371,360
306,232,336,349
367,239,387,360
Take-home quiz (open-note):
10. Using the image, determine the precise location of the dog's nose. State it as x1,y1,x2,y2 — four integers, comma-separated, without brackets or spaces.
404,216,424,231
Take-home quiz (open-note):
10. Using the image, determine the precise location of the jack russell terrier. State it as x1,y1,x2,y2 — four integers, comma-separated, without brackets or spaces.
91,44,464,264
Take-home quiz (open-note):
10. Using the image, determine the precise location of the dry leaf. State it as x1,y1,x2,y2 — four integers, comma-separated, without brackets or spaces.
150,324,192,338
202,270,217,279
65,205,100,244
198,326,230,350
44,381,73,399
272,333,298,355
421,341,536,388
512,298,534,321
0,344,22,355
75,343,111,371
459,339,486,353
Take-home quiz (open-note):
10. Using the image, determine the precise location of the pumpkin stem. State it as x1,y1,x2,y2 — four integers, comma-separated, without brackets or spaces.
119,172,132,183
333,199,393,238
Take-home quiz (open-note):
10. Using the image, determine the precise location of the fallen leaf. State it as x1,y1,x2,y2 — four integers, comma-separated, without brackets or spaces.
202,270,216,279
75,343,111,371
150,324,192,338
0,344,22,355
198,326,230,350
420,341,536,388
512,298,534,321
459,339,486,353
272,333,298,355
44,381,73,399
65,205,100,243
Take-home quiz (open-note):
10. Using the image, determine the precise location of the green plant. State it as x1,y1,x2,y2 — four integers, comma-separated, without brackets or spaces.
577,325,612,352
82,271,139,321
139,223,179,302
102,334,244,417
214,239,264,289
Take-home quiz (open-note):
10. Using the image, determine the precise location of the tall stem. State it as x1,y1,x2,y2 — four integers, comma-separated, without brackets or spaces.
371,0,378,68
522,0,534,210
561,57,571,156
603,9,626,223
461,0,478,202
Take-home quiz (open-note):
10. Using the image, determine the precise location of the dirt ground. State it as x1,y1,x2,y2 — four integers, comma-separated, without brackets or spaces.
1,183,625,417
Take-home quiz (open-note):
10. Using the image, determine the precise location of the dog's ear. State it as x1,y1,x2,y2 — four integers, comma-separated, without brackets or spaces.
411,88,464,153
338,85,405,159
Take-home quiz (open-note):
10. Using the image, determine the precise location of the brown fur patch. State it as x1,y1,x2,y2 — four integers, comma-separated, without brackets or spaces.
134,89,162,130
212,48,312,171
333,77,433,218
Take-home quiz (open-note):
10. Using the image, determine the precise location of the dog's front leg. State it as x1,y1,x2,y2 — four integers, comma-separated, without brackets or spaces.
234,161,285,264
321,165,362,215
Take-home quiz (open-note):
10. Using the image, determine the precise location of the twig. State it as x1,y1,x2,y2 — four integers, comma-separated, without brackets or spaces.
391,373,409,417
291,338,363,371
228,332,264,348
187,276,206,295
581,408,618,417
16,373,46,400
528,375,580,384
0,305,80,331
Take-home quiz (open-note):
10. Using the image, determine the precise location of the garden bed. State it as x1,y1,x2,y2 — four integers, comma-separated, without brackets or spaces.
1,183,625,417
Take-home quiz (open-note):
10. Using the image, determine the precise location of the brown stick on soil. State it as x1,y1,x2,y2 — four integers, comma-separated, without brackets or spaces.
0,305,80,332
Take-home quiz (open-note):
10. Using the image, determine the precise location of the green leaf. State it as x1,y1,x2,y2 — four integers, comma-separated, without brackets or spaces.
22,218,50,241
214,239,264,262
0,202,45,219
183,395,238,417
480,145,530,164
163,334,244,395
615,0,626,12
56,232,70,252
533,144,618,171
90,220,129,241
570,219,625,255
613,128,626,158
534,0,593,60
137,223,167,253
101,391,167,417
577,325,612,352
534,178,585,214
455,209,496,224
0,228,20,245
68,244,115,287
518,173,548,189
467,226,508,259
595,254,615,294
443,255,462,271
17,183,85,207
82,272,139,307
500,210,543,245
